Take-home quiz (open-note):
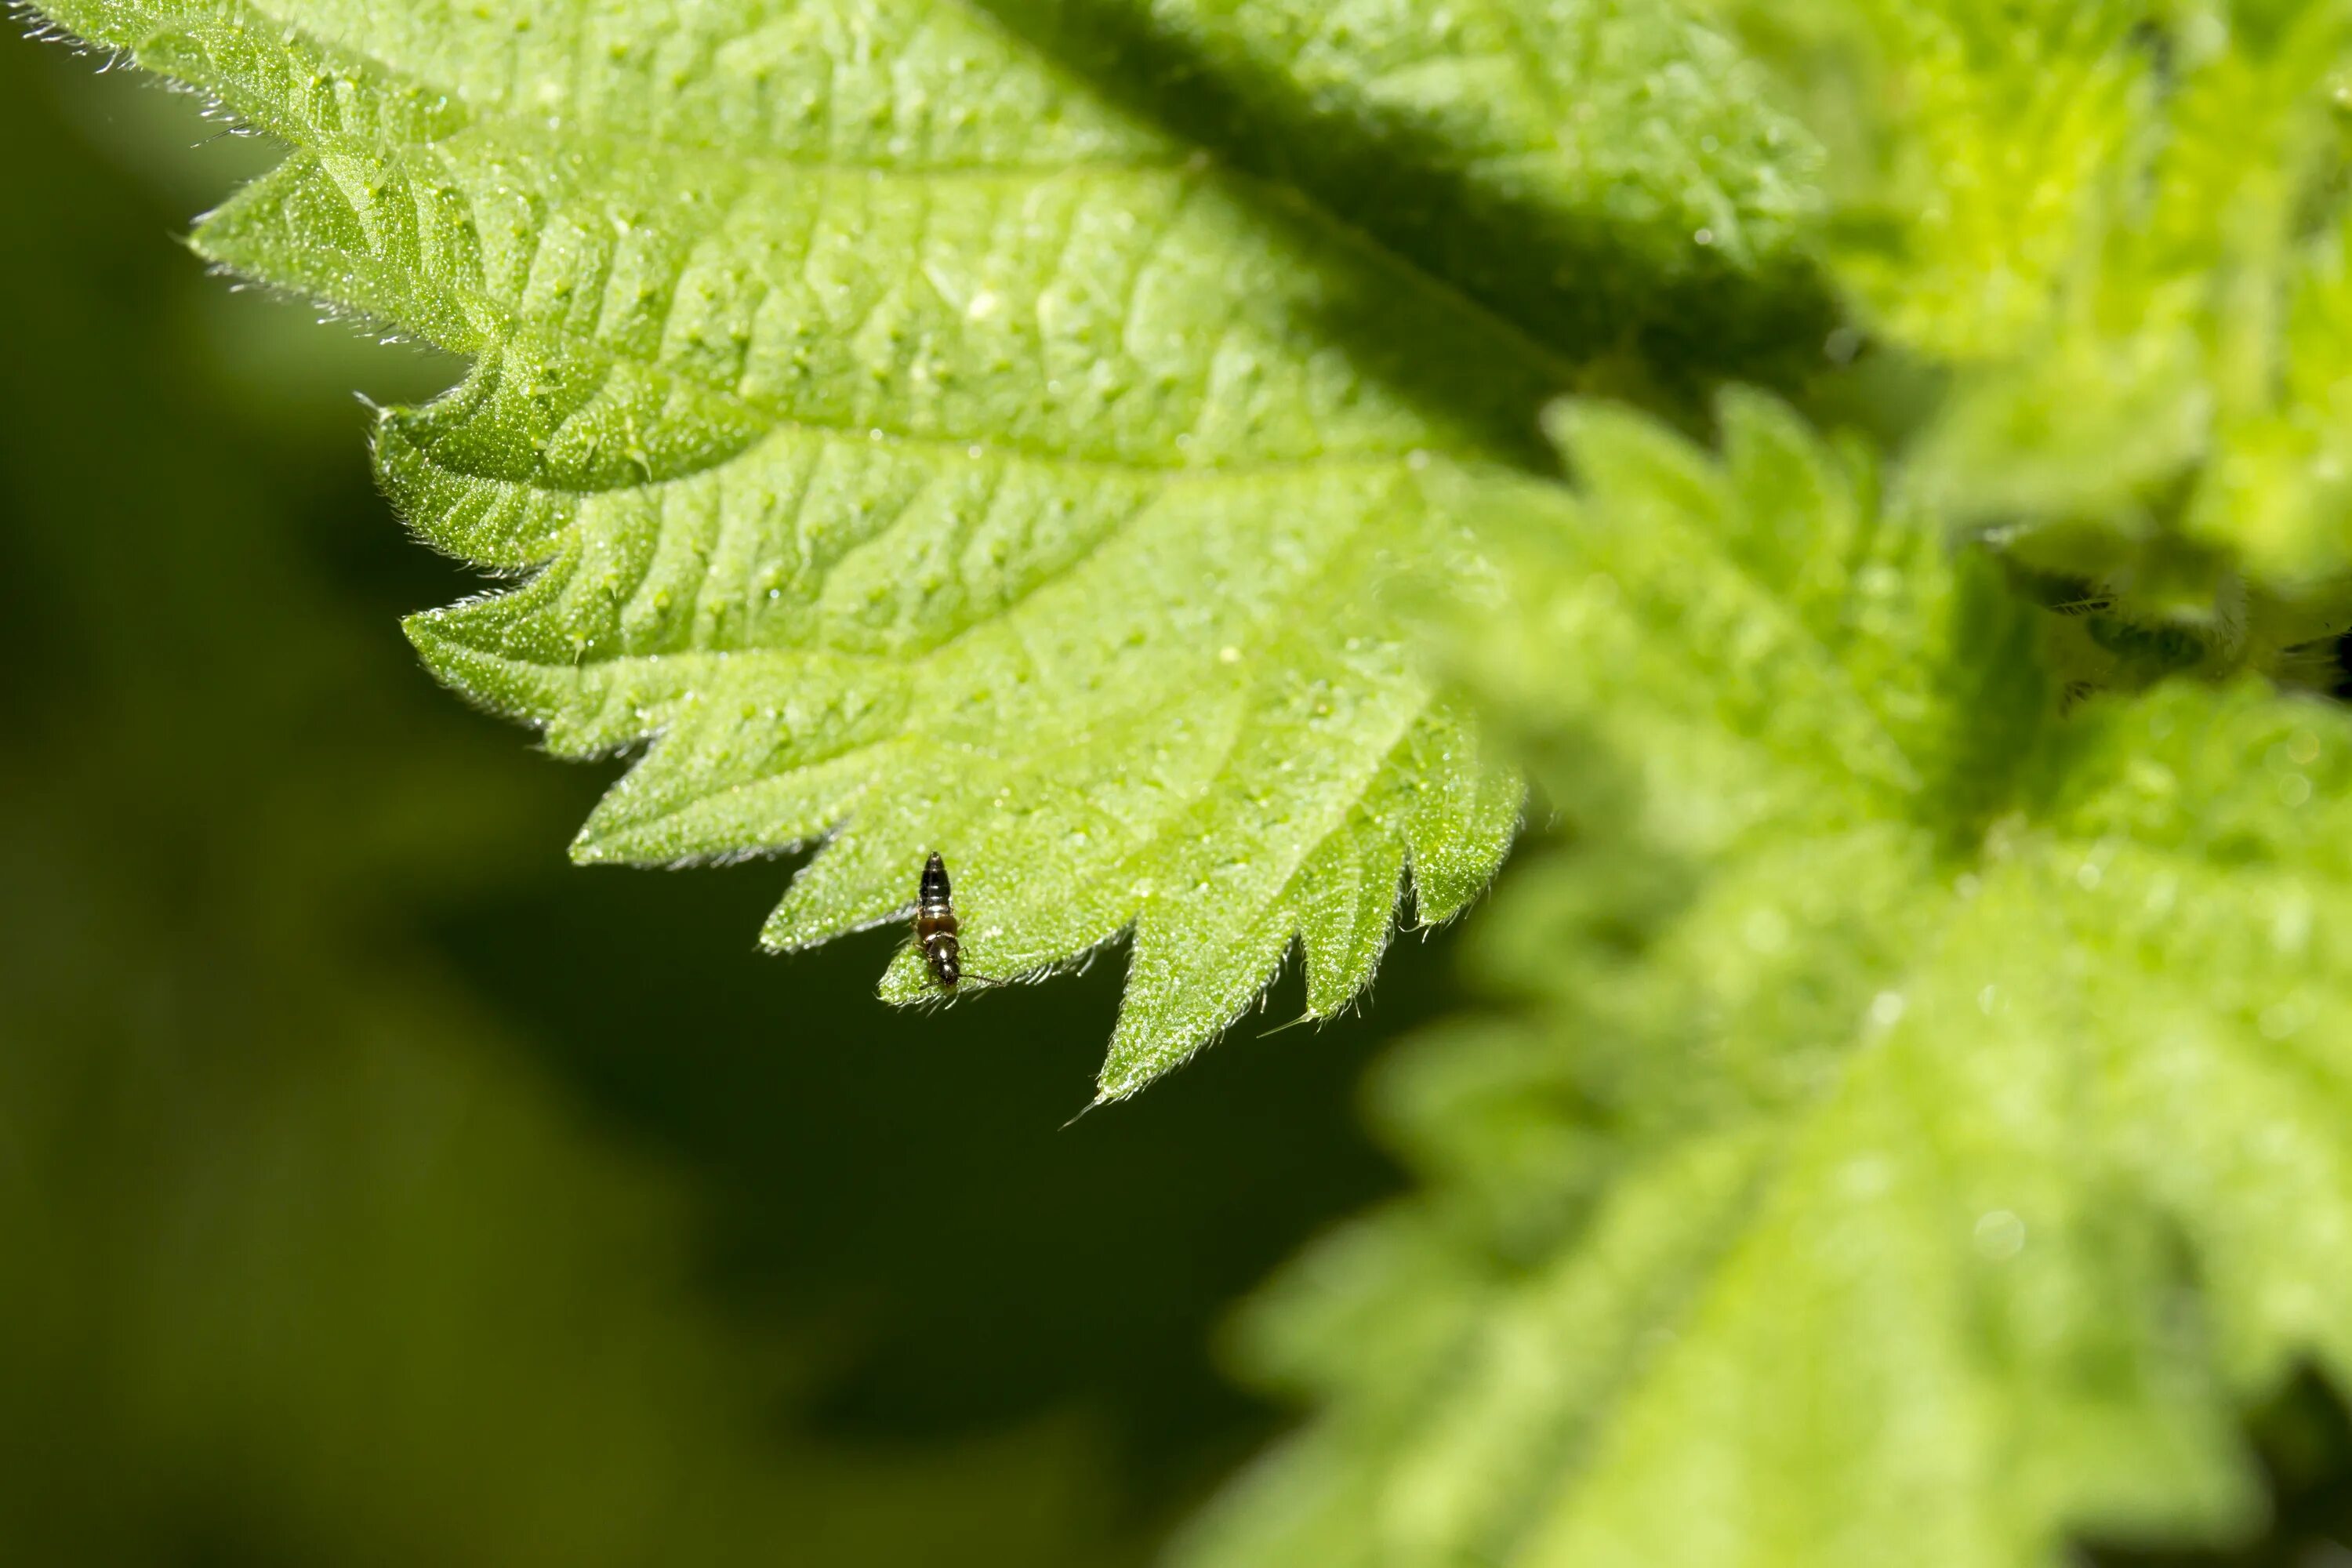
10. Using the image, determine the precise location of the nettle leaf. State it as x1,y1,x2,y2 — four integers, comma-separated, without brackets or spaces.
28,0,1828,1093
1736,0,2352,630
1178,394,2352,1567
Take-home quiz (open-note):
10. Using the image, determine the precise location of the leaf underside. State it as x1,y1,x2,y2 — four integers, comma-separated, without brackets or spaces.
31,0,1824,1092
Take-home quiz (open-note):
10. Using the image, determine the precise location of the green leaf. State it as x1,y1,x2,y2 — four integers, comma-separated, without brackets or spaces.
1179,394,2352,1567
28,0,1826,1093
1733,0,2352,622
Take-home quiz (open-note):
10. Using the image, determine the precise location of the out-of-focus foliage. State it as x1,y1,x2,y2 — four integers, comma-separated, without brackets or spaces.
1181,395,2352,1568
1176,0,2352,1555
1732,0,2352,645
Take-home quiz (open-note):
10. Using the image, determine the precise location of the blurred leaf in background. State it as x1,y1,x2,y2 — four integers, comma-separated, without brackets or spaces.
1179,394,2352,1568
1726,0,2352,659
0,31,1454,1564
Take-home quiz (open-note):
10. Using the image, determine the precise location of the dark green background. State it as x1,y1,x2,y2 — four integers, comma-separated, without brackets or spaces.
0,31,1470,1563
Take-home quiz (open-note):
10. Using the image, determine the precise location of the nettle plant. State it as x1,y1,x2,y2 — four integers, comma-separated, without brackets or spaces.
31,0,2352,1559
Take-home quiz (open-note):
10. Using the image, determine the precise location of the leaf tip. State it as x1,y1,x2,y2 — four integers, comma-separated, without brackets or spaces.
875,949,932,1006
401,606,457,661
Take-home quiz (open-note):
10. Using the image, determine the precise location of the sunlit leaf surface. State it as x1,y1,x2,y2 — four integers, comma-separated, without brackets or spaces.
26,0,1829,1090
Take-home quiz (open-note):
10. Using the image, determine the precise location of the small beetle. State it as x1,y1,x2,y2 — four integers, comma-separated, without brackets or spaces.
915,851,962,991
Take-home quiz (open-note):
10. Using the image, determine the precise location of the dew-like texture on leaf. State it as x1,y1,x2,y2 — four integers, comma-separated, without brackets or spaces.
1737,0,2352,610
1177,394,2352,1568
27,0,1830,1090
